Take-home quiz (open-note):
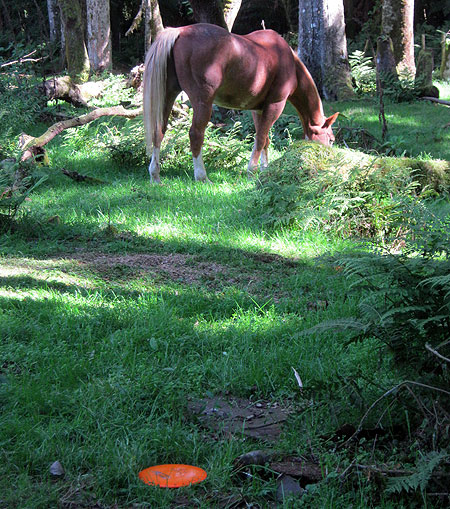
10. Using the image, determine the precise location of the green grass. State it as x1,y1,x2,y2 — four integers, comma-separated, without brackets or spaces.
1,89,449,507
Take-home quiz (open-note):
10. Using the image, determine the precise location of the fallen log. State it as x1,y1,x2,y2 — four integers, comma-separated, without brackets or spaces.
21,106,143,162
40,76,106,108
421,96,450,106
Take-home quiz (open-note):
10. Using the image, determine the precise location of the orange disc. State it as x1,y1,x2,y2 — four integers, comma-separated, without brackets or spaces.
138,464,207,488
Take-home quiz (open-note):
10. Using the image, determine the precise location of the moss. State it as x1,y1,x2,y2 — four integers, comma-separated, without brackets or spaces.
264,140,450,194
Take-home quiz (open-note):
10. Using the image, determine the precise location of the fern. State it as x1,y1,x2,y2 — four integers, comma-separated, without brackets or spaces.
386,450,449,494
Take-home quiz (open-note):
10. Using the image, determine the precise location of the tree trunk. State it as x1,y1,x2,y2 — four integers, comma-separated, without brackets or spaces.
298,0,354,100
58,0,90,82
381,0,415,76
440,31,450,82
189,0,228,29
223,0,242,31
47,0,61,42
0,0,15,41
144,0,164,52
376,35,399,90
86,0,112,72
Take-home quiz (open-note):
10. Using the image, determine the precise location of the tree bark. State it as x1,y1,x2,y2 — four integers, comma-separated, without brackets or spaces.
189,0,228,29
376,35,399,91
298,0,354,100
145,0,164,52
86,0,112,72
381,0,415,76
58,0,90,82
47,0,61,42
440,31,450,82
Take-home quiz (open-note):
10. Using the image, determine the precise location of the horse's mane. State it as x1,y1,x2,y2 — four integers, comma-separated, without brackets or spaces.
143,28,181,154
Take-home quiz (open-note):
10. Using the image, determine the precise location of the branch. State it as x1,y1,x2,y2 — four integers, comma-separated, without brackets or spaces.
0,50,46,68
425,343,450,363
421,97,450,107
21,106,143,161
126,0,145,36
341,380,450,446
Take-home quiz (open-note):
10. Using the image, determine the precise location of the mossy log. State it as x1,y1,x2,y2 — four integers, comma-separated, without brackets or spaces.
265,141,449,194
40,76,105,107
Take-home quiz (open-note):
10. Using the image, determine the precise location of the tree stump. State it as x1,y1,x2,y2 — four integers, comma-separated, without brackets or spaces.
415,48,439,98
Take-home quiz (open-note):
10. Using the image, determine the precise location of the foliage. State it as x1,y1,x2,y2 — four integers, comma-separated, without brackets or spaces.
105,104,252,174
252,141,448,240
349,50,377,96
0,159,48,229
386,450,449,495
337,201,450,376
0,46,47,154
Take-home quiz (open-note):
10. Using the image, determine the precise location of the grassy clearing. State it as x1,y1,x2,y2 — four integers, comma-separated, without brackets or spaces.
1,87,450,507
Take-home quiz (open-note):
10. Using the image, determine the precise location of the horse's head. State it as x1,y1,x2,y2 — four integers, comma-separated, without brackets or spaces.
307,112,339,146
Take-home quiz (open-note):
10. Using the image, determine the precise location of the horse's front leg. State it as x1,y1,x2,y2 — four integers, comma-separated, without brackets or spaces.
248,103,284,178
189,101,213,182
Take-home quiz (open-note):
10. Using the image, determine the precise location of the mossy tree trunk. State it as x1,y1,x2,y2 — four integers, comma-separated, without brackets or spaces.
144,0,164,52
376,35,399,90
298,0,355,101
58,0,90,82
381,0,415,75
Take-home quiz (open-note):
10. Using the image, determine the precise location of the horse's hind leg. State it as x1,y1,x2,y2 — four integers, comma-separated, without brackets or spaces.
148,94,177,183
189,101,213,182
149,59,181,183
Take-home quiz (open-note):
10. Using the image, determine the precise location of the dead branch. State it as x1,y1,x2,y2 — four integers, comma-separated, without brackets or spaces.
0,50,46,68
21,106,143,162
425,343,450,363
61,168,105,184
421,97,450,106
126,0,146,36
341,380,450,446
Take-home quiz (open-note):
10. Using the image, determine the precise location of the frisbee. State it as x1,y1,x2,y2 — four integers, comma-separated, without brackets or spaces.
138,464,207,488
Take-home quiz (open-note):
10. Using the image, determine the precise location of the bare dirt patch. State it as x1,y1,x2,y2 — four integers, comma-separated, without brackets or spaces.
52,250,301,300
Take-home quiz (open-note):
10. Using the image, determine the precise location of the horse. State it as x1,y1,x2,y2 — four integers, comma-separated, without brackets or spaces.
143,23,338,183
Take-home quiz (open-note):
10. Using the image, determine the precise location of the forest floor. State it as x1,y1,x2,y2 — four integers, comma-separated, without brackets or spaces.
1,88,449,507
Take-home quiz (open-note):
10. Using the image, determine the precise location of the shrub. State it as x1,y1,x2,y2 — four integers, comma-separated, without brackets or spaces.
0,46,47,154
252,141,449,239
0,159,48,230
349,50,377,96
339,205,450,374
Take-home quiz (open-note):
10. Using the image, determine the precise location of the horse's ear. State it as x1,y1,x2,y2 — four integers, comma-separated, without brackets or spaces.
323,112,339,129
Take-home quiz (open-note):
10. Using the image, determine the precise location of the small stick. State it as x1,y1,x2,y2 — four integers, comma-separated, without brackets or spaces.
425,343,450,363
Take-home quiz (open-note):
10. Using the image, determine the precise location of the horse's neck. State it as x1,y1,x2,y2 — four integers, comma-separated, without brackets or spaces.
289,56,325,129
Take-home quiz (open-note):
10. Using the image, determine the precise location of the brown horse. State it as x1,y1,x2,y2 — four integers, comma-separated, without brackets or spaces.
143,23,338,183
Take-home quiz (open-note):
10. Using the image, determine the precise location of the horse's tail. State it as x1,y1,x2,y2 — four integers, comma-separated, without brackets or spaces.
143,27,181,155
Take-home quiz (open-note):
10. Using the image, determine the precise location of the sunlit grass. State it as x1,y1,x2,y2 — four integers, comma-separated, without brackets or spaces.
1,92,448,507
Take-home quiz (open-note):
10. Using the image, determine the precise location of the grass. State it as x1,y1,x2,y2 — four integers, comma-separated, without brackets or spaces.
1,85,449,507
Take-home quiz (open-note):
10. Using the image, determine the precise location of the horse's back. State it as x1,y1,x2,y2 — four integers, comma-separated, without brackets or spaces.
173,24,297,110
